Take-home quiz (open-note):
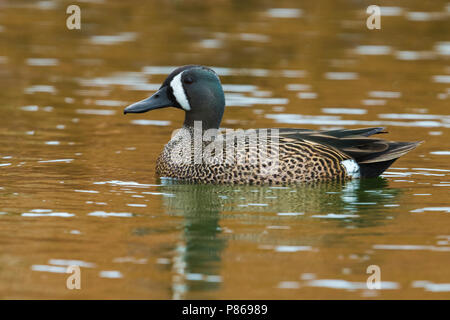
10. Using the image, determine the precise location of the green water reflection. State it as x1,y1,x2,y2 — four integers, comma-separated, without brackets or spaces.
158,178,401,296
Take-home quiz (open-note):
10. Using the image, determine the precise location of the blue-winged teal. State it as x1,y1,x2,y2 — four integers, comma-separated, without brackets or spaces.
124,65,421,185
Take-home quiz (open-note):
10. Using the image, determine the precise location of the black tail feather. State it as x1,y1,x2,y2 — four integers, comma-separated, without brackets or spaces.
359,159,397,178
358,141,422,178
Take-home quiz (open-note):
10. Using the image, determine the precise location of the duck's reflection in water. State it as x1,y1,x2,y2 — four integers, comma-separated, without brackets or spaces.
158,178,401,299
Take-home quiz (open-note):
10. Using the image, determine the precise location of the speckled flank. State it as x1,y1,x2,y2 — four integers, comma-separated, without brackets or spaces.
156,127,351,185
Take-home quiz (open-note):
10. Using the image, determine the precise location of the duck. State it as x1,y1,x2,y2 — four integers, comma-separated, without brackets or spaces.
124,65,421,185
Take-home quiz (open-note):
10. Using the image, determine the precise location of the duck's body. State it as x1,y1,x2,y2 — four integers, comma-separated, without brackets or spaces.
124,65,420,185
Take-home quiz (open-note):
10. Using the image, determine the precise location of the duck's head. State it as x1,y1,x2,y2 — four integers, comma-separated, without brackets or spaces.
124,65,225,130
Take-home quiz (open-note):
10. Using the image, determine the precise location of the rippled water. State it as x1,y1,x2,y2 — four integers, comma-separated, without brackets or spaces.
0,0,449,299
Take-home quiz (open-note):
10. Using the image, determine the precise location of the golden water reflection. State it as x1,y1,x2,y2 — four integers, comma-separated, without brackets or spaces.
0,0,449,299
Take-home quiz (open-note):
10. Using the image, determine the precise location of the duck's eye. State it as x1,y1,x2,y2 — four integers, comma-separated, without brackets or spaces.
184,76,194,84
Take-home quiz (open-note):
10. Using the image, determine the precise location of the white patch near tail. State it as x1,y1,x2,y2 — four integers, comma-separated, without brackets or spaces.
170,72,191,111
341,159,361,178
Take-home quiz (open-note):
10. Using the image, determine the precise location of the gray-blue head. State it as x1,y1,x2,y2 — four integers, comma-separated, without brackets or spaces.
124,65,226,130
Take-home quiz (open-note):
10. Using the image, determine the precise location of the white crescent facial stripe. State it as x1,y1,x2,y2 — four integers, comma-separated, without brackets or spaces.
341,159,360,178
170,72,191,111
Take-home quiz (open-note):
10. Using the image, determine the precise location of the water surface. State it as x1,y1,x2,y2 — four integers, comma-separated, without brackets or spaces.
0,0,449,299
